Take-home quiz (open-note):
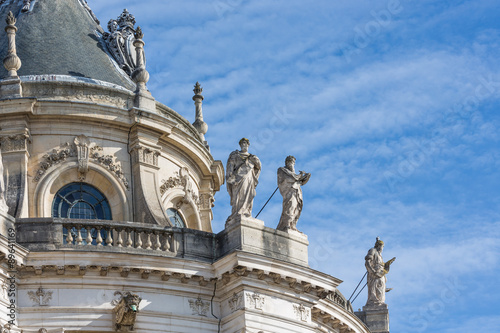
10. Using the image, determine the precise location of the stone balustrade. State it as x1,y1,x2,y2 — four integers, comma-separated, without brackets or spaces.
62,221,174,252
14,218,215,261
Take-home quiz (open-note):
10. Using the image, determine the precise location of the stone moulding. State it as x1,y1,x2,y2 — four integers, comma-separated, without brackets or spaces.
21,80,134,109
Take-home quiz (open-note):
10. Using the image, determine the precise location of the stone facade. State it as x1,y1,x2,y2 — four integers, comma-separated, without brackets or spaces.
0,1,374,332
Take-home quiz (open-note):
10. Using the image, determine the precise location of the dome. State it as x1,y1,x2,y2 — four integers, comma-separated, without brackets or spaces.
0,0,135,90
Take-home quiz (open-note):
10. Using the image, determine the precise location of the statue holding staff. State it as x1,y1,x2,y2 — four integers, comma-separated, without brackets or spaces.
365,237,395,307
276,155,310,232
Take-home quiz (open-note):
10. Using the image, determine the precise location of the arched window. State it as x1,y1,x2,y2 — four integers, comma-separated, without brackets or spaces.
52,182,112,219
166,208,186,228
52,182,112,245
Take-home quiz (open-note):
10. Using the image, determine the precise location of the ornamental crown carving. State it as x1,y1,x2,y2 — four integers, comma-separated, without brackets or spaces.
103,8,144,76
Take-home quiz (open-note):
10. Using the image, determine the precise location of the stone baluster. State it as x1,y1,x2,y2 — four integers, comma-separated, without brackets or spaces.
76,226,83,245
136,231,143,249
154,232,161,250
96,227,103,246
86,227,92,245
163,233,172,252
105,227,113,246
66,226,74,244
145,232,153,250
126,229,133,248
116,229,123,247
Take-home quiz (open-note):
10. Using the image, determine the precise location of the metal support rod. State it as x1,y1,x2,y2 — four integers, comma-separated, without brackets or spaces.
255,187,279,218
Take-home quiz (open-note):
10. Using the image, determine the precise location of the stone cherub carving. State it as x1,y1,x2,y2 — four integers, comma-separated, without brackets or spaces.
112,291,142,331
365,237,395,307
276,156,310,233
226,138,261,223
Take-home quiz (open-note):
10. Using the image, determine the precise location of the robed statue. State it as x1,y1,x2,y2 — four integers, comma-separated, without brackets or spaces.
365,237,395,307
226,138,261,222
276,156,310,232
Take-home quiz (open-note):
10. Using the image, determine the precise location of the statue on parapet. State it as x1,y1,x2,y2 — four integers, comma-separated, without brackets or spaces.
276,155,310,233
226,138,261,224
365,237,395,307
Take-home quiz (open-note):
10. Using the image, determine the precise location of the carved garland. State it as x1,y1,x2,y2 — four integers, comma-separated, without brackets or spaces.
33,136,130,190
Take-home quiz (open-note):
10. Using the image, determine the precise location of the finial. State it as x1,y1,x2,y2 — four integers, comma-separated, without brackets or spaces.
134,26,144,40
192,82,208,144
3,11,22,77
6,11,16,26
131,26,149,89
193,82,203,96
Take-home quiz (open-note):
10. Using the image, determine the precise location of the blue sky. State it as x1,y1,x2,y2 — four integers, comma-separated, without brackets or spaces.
90,1,500,332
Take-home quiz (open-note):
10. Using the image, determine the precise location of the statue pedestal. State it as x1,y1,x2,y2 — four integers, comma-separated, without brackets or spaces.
218,216,309,266
355,304,390,333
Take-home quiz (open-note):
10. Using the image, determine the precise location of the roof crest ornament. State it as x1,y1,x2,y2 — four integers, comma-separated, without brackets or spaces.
103,9,144,77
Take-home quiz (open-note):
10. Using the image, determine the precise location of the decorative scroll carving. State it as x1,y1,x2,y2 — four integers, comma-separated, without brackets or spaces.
112,291,142,331
293,304,310,322
228,292,243,312
28,287,53,306
33,143,75,182
188,297,210,317
0,324,11,333
246,292,265,310
90,146,129,189
0,133,30,153
103,9,145,76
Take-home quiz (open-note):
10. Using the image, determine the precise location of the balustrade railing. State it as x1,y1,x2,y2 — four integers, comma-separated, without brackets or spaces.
62,221,174,252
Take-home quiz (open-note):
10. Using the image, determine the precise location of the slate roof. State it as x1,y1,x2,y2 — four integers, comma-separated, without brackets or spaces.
0,0,136,90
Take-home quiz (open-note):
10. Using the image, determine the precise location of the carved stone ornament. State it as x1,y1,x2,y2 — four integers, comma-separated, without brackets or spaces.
38,329,47,333
293,303,310,322
0,133,30,153
198,192,214,210
102,9,145,76
188,297,210,317
90,146,130,189
74,135,91,180
160,167,200,210
33,143,76,182
32,136,129,189
246,292,265,310
28,287,53,306
112,291,142,332
132,146,160,167
228,292,243,312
